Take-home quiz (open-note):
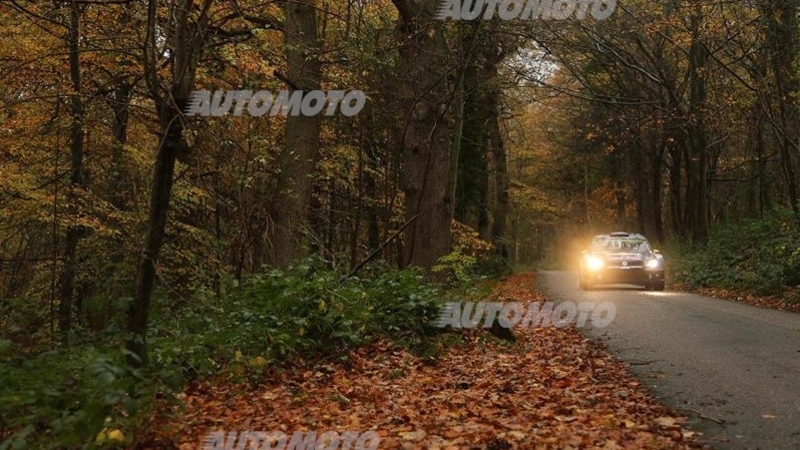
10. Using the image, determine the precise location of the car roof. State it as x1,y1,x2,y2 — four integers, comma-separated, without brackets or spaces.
593,232,647,240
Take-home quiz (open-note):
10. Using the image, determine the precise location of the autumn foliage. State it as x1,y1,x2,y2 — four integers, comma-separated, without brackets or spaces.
144,274,704,450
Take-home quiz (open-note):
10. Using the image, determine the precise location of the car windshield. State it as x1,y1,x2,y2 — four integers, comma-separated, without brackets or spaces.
591,237,651,253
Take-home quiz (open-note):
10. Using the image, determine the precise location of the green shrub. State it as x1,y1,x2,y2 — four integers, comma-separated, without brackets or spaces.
669,208,800,296
149,257,447,381
0,347,146,450
433,221,506,285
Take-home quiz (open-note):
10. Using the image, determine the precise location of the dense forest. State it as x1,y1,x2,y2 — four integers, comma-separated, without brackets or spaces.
2,0,800,448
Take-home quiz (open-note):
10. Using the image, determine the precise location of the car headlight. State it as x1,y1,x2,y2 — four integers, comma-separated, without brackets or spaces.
646,259,660,269
586,256,605,270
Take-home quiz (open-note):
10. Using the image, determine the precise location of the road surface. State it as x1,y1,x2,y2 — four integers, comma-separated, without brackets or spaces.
537,270,800,450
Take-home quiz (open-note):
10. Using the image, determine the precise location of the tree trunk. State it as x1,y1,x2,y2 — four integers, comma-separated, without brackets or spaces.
489,100,508,258
127,102,183,366
667,141,684,237
57,1,86,344
267,0,322,268
609,149,626,230
392,0,453,269
126,0,208,367
686,19,708,243
651,141,665,244
455,44,488,234
108,82,133,211
449,63,464,221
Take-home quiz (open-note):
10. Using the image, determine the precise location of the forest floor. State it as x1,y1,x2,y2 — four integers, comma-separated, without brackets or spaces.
143,273,707,450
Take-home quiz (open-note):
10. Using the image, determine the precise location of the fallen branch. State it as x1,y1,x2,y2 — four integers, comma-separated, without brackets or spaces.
629,359,661,366
678,408,726,425
341,214,418,281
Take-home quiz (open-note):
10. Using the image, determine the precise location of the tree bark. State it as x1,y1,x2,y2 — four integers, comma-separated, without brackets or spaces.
57,1,86,344
489,98,508,258
266,0,322,268
108,82,133,211
455,59,489,235
686,18,708,243
392,0,453,269
126,0,209,367
667,140,684,237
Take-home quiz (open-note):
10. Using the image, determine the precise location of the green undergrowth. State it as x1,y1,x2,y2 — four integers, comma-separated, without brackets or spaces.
0,342,150,450
148,258,466,382
668,208,800,298
1,258,490,449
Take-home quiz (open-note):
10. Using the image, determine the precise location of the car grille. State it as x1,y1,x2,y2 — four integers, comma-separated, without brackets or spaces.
605,254,644,269
607,261,643,269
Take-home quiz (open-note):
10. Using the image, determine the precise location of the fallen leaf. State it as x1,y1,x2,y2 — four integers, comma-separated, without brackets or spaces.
654,416,677,427
145,274,704,450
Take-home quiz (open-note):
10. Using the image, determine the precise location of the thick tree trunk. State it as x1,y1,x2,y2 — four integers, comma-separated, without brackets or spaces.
456,25,507,247
267,0,322,268
392,0,453,269
686,22,708,243
635,132,664,244
455,70,489,235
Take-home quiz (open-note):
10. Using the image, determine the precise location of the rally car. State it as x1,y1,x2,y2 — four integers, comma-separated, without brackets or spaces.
579,232,665,291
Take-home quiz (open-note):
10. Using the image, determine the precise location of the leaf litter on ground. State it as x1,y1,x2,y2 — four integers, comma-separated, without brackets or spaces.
142,273,708,450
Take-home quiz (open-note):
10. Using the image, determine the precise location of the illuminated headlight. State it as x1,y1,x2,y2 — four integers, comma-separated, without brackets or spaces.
586,256,605,271
646,259,660,269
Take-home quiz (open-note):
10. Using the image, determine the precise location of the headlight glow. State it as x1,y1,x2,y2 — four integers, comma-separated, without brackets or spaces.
586,256,605,271
646,259,660,269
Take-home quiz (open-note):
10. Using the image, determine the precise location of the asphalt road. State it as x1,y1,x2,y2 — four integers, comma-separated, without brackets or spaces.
537,270,800,450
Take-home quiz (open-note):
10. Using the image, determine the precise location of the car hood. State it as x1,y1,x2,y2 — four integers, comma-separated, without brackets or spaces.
590,251,653,261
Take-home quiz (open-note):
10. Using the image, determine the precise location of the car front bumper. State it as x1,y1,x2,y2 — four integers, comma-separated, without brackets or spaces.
585,267,664,285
